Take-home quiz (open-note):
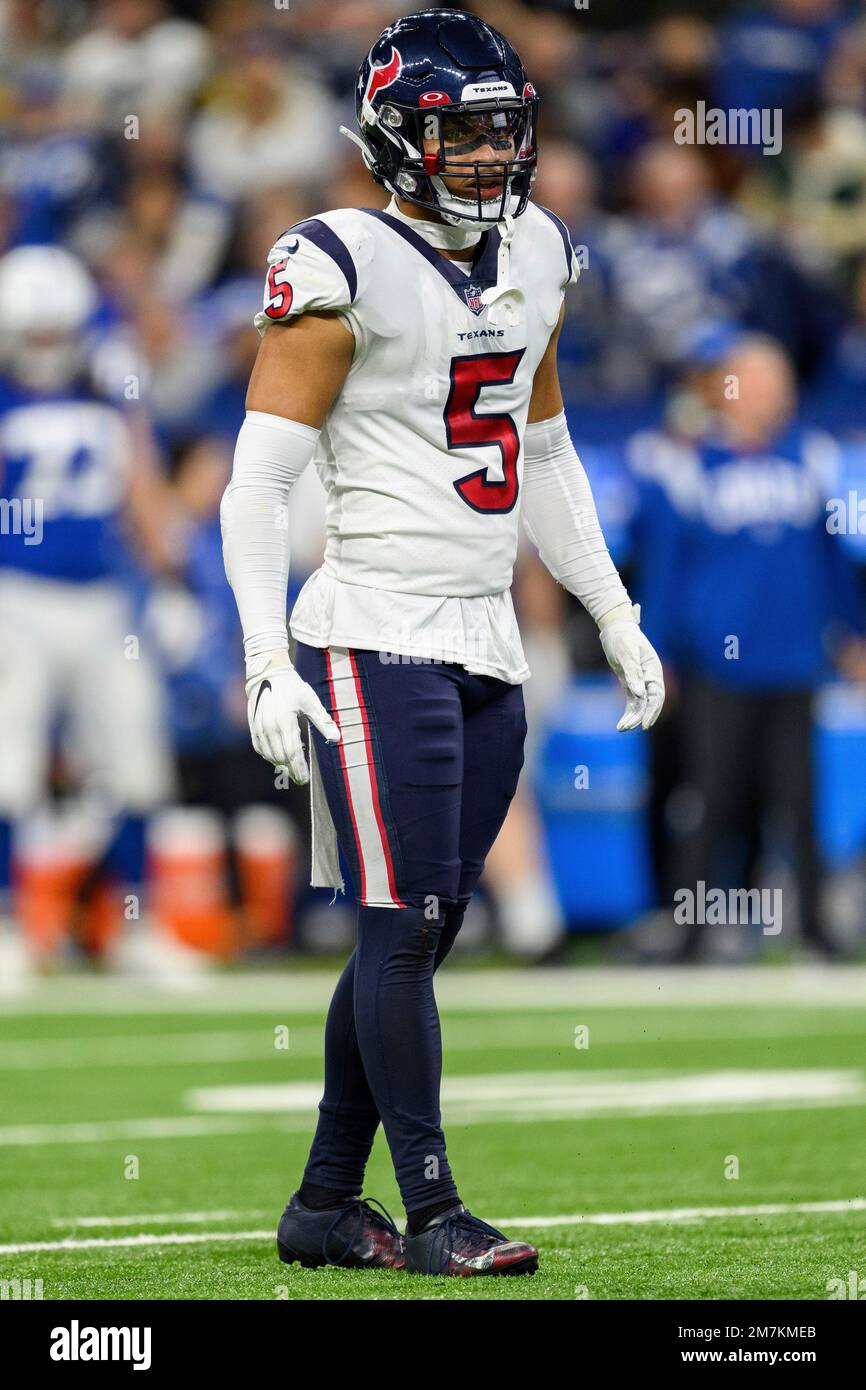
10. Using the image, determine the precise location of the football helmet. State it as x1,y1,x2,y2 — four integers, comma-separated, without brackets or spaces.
0,244,97,391
351,8,538,227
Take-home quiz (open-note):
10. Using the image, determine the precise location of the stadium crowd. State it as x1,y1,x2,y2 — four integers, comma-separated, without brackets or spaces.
2,0,866,971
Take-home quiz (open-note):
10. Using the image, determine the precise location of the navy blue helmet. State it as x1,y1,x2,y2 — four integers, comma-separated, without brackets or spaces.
352,9,538,226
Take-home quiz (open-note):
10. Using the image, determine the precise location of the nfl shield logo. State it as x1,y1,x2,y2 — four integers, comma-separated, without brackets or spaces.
464,283,484,315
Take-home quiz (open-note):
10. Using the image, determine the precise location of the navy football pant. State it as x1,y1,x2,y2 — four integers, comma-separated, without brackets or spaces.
294,643,527,1213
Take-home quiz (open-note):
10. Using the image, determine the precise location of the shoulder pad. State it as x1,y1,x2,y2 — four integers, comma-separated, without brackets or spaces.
254,210,374,334
531,203,580,290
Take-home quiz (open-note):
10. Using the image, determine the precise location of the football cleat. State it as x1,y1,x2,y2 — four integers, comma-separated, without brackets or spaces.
404,1203,538,1277
277,1193,405,1270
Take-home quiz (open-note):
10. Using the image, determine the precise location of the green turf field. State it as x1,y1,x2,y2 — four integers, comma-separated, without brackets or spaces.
1,966,864,1300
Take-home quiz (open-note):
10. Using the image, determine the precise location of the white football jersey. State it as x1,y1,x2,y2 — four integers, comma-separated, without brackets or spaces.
254,199,579,681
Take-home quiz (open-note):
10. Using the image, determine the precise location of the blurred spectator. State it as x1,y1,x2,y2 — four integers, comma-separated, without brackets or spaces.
533,140,659,413
804,254,866,436
0,72,108,250
621,142,840,378
61,0,211,131
715,0,856,115
101,254,219,442
628,335,865,957
187,47,340,200
79,159,230,304
739,91,866,279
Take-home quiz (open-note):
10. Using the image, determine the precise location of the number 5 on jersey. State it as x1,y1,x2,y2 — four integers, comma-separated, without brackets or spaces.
264,258,294,320
444,349,526,514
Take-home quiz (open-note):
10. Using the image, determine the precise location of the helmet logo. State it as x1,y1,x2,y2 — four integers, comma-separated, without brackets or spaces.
419,91,452,106
365,46,403,106
523,82,536,99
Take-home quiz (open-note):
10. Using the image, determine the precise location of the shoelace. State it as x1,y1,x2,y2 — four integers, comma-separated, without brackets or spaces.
321,1196,402,1267
425,1209,507,1276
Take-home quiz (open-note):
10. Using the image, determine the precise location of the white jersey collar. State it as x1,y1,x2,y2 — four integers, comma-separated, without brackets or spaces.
384,197,482,254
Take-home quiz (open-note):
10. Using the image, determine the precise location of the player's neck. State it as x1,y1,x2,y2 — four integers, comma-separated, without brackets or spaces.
392,196,481,262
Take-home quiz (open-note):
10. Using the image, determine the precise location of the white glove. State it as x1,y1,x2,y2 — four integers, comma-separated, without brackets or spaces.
598,603,665,732
245,649,341,783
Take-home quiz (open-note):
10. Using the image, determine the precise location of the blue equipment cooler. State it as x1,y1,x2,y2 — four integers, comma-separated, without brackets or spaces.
534,676,654,928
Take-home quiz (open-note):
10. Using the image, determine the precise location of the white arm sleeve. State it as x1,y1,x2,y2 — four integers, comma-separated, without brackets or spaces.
220,410,320,662
521,411,631,625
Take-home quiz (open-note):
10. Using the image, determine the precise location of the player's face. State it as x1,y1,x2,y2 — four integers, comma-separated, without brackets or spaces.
423,108,521,202
7,329,83,391
719,344,796,443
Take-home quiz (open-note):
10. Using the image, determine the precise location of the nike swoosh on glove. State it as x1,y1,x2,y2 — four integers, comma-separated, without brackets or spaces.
598,603,666,732
245,650,341,783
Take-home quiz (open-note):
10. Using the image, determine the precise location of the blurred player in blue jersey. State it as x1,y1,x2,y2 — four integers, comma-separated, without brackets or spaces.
0,243,200,990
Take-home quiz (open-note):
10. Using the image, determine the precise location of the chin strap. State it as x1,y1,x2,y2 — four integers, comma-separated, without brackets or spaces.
480,211,524,328
339,124,372,163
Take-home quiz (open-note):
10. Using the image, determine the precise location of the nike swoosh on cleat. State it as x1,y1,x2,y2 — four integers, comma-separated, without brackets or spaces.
284,239,300,254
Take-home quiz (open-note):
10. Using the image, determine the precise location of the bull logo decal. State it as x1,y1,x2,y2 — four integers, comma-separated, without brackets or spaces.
365,47,403,107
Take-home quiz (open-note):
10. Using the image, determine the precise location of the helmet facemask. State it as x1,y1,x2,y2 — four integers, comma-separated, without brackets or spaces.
5,331,87,392
363,95,537,227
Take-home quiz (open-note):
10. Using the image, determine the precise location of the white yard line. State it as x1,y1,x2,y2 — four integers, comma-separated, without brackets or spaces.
51,1211,251,1228
3,1013,866,1072
496,1198,866,1229
2,1067,863,1147
0,1230,272,1254
2,965,865,1015
0,1030,309,1071
188,1068,866,1121
0,1114,313,1148
3,1198,864,1256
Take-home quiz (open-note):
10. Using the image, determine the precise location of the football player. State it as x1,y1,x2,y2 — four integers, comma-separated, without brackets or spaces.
0,243,195,989
221,9,664,1276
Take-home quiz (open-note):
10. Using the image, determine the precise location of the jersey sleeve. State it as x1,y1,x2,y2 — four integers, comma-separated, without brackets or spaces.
539,206,580,291
254,213,370,335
